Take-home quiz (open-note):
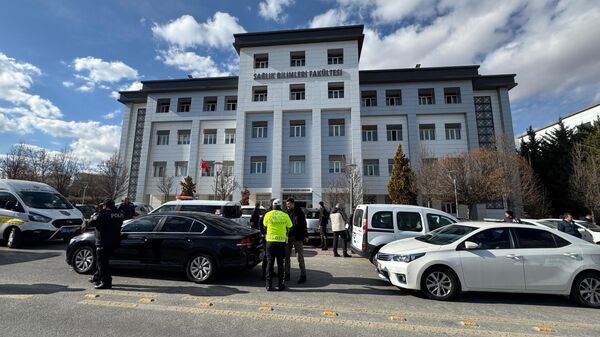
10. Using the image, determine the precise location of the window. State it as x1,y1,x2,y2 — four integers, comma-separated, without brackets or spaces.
361,91,377,107
372,211,393,230
386,124,402,141
250,156,267,174
156,98,170,113
467,228,512,249
419,124,436,141
153,205,176,213
177,98,191,112
254,53,268,68
201,161,215,177
177,130,190,145
363,159,379,176
328,82,344,99
328,155,345,173
290,120,305,137
328,119,345,136
252,121,268,138
290,51,305,67
157,131,170,145
386,90,402,106
327,48,343,64
397,212,423,232
0,192,21,212
225,96,237,111
253,86,268,102
289,84,305,100
222,161,234,176
203,96,217,111
388,159,393,175
225,129,236,144
122,216,162,232
445,123,462,140
514,228,571,248
442,202,457,215
203,129,217,144
418,88,435,105
161,216,194,232
174,161,188,177
289,155,305,174
444,87,461,104
426,213,456,231
361,125,377,142
190,221,207,233
153,162,167,177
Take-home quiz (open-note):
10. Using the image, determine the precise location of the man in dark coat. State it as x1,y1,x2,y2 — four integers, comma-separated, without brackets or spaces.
117,197,136,220
284,198,308,284
557,213,582,239
318,201,330,250
89,198,124,289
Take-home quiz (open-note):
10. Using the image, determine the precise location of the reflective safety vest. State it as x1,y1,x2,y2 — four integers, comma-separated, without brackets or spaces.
263,210,292,243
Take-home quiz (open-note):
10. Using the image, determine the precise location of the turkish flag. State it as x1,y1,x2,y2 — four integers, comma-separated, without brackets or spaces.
201,160,210,174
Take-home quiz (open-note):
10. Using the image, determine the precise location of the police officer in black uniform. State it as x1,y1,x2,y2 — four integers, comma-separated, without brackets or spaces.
117,197,136,220
89,198,124,289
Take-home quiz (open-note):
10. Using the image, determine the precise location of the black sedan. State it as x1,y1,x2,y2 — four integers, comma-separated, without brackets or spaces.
66,212,263,283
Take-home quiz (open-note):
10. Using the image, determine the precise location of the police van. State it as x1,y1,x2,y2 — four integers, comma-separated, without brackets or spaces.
0,179,84,248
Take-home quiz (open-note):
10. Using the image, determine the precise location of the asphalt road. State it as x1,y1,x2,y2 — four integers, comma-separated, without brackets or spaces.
1,240,599,337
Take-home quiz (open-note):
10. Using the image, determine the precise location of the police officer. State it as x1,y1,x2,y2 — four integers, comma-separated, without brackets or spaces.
118,197,136,220
89,198,124,289
262,199,292,291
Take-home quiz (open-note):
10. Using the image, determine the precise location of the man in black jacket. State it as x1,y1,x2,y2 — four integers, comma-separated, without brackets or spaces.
89,198,125,289
117,197,136,220
285,198,308,284
558,213,582,239
318,201,330,250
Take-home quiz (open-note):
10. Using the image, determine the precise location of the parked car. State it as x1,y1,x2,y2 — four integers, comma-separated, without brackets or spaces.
375,222,600,308
66,212,263,283
0,179,84,248
538,218,600,244
75,204,96,219
239,205,266,226
114,202,154,218
351,204,458,262
151,200,243,225
304,208,332,240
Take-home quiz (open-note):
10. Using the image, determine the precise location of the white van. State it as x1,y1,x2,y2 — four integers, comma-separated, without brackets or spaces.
0,179,84,248
150,199,244,224
350,204,458,262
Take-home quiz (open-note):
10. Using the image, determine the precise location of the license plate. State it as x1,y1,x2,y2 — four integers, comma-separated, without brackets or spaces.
60,226,79,234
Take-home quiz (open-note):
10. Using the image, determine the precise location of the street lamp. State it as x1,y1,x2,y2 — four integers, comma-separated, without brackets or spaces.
346,163,357,215
447,171,459,218
213,161,222,200
81,183,88,204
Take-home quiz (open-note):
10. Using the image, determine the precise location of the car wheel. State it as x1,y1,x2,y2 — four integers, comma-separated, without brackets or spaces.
422,267,459,301
7,227,23,249
571,271,600,308
71,245,96,274
186,253,215,283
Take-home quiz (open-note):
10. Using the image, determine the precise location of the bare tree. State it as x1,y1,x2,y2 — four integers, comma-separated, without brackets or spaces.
96,151,129,200
571,144,600,221
325,162,363,213
494,134,525,214
518,156,551,218
30,149,54,183
157,175,176,202
214,166,238,201
0,142,32,179
49,148,84,196
416,147,440,208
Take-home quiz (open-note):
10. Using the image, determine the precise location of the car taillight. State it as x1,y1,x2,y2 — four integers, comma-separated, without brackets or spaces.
237,237,255,246
362,209,368,252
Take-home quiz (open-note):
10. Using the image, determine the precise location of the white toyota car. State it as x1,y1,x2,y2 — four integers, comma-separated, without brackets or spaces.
375,222,600,308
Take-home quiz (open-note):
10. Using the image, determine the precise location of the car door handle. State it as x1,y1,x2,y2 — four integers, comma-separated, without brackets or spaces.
505,254,522,261
563,252,579,259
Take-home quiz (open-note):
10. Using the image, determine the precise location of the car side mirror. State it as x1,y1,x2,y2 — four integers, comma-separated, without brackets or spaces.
464,241,479,250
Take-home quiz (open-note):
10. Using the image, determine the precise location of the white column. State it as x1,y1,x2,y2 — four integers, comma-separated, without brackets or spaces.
311,108,322,206
135,112,153,203
117,103,132,163
187,119,201,183
271,109,283,200
233,112,245,202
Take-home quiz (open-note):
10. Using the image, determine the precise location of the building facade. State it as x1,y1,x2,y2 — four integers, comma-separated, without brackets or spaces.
118,25,517,217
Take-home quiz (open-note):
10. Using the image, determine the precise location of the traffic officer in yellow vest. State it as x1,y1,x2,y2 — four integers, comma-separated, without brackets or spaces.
262,199,292,291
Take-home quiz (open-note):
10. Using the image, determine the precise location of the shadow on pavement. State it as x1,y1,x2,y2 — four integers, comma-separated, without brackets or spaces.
0,283,84,295
0,251,62,266
112,284,248,297
0,240,67,252
455,291,575,308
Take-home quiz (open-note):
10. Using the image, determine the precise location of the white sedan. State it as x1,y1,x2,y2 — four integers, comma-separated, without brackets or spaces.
376,222,600,308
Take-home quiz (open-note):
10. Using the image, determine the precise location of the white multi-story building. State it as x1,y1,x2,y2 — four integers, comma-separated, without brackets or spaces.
118,25,517,217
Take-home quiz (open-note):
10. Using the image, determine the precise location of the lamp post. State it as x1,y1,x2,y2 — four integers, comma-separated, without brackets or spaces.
346,163,357,214
447,171,459,218
213,161,222,200
81,183,88,204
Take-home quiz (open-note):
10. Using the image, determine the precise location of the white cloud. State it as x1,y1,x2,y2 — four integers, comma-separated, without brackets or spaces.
371,0,438,23
103,110,120,120
309,8,350,28
110,81,143,100
157,48,231,78
62,81,74,88
152,12,246,49
71,57,138,90
258,0,294,22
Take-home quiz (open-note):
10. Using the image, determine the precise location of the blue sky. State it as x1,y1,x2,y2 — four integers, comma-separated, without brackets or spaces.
1,0,599,164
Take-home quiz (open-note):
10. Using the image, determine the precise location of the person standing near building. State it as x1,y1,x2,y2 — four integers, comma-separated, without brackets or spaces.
262,199,292,291
330,203,350,257
118,197,136,220
250,202,262,230
89,198,125,289
284,198,308,284
503,210,521,223
558,213,582,239
318,201,330,250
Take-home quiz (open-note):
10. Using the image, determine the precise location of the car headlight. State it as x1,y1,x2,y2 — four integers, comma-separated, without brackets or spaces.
391,253,426,263
28,212,52,223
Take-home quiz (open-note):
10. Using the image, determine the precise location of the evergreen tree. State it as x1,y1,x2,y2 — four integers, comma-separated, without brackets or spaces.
387,144,417,205
180,176,196,196
519,126,541,167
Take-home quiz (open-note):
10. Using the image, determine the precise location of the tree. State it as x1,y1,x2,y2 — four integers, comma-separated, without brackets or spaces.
157,175,175,202
49,148,84,195
96,151,129,200
0,143,32,179
519,126,542,167
30,149,54,183
387,144,417,205
571,144,600,222
416,147,440,208
326,162,363,212
214,166,238,200
180,176,196,196
240,186,250,205
517,156,550,218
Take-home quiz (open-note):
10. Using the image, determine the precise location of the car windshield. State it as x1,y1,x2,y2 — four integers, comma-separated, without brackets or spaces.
241,208,254,216
306,211,319,219
415,224,477,245
18,191,73,209
539,220,559,229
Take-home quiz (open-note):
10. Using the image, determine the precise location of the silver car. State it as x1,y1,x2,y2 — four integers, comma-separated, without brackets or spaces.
304,208,332,239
